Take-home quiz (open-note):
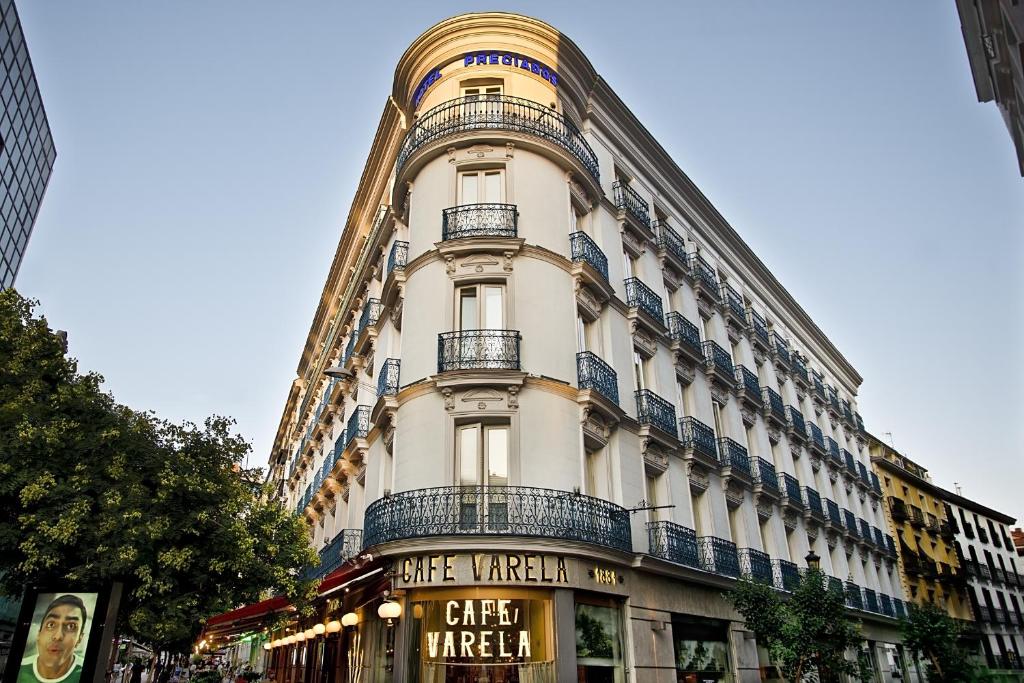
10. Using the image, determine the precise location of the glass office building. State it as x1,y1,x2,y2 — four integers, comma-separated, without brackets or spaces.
0,0,54,290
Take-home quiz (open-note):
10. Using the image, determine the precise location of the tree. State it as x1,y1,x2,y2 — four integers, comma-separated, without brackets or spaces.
0,290,318,652
900,602,977,682
728,569,872,682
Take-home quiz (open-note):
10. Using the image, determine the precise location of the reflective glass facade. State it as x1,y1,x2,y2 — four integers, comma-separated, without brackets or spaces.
0,0,54,289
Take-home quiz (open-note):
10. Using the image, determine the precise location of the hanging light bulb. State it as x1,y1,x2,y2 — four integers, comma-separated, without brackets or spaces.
341,612,358,628
325,620,342,633
313,623,326,636
377,601,402,625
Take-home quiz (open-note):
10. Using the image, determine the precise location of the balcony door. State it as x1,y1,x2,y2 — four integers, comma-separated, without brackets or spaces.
458,169,504,205
461,83,502,121
456,423,510,532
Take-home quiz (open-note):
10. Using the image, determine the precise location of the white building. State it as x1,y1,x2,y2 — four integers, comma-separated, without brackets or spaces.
265,12,908,682
943,489,1024,669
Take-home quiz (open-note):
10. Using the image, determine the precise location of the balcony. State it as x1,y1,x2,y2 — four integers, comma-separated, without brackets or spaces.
299,529,363,582
909,505,925,528
734,364,762,409
752,457,779,496
570,231,609,282
890,498,909,522
613,180,651,229
344,405,371,451
702,340,735,388
363,485,632,552
840,399,855,428
771,333,791,370
825,385,841,416
667,312,704,367
846,582,864,610
680,416,718,466
698,536,741,578
978,526,989,544
869,472,882,497
859,519,873,544
843,509,859,538
856,461,871,489
894,599,906,619
654,221,689,277
635,389,677,438
842,449,857,478
791,353,809,390
746,307,770,353
854,411,865,433
387,240,408,276
786,406,806,444
812,371,826,402
872,526,885,548
825,498,842,530
779,472,804,511
925,514,940,535
720,283,746,331
624,277,665,326
739,548,773,583
442,203,518,241
437,330,521,372
804,423,825,456
879,594,895,617
773,559,800,591
885,535,898,559
762,387,786,428
688,253,721,303
826,436,841,466
717,437,752,481
648,520,699,569
377,358,401,397
397,95,600,184
802,486,825,522
576,351,619,406
863,588,879,614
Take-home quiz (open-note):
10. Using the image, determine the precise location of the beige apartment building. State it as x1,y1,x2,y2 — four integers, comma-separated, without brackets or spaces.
260,13,910,683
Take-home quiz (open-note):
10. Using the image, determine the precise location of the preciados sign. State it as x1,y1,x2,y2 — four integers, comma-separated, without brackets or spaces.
412,51,560,106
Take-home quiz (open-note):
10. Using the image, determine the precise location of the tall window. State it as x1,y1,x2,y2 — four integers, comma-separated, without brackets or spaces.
622,250,635,278
645,474,660,522
460,83,503,119
632,351,648,392
458,284,504,329
458,169,504,205
456,423,509,487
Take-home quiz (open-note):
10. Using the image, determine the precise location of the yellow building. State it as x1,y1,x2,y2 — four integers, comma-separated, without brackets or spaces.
869,434,972,620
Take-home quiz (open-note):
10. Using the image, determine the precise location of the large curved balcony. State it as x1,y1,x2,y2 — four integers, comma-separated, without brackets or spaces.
363,485,632,553
397,95,600,183
437,329,521,372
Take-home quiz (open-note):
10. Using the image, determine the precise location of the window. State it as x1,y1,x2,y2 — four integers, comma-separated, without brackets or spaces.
458,283,504,329
632,351,648,392
622,250,635,278
458,169,504,204
585,447,609,499
456,423,509,487
645,474,661,522
576,601,624,682
460,83,503,119
672,616,732,681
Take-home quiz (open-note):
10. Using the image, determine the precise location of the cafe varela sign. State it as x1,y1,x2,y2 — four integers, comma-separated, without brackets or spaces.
426,599,532,659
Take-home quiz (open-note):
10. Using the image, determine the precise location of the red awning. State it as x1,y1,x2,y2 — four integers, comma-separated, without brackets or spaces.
204,596,291,633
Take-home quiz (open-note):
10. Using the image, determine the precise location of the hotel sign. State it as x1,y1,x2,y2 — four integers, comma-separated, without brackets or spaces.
412,50,561,106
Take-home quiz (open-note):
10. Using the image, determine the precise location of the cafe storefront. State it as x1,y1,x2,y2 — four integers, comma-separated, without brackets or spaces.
392,551,630,683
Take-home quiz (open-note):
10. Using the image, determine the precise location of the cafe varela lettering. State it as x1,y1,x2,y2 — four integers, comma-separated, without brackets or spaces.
426,599,531,659
401,553,568,585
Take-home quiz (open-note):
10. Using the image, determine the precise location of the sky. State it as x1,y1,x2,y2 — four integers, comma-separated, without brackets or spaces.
12,2,1024,521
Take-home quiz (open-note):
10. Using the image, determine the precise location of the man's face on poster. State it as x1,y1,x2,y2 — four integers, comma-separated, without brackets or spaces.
35,603,84,675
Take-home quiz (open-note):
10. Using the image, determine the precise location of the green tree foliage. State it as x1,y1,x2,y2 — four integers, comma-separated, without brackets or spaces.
900,602,977,682
0,290,318,651
728,569,872,682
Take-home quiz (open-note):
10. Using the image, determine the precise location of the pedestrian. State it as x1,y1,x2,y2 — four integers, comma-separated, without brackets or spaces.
130,660,143,683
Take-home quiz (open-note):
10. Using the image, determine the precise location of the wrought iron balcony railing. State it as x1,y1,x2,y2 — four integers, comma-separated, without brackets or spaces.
863,588,879,614
859,518,872,542
689,253,720,299
655,220,687,265
842,449,856,474
854,411,865,432
377,358,400,397
827,576,845,597
791,353,809,385
812,371,826,398
826,385,840,412
735,365,762,401
746,307,770,346
772,333,791,366
841,399,854,425
624,277,664,323
635,389,677,437
699,536,740,578
680,416,717,460
363,485,632,552
773,559,800,591
894,599,906,619
739,548,773,583
648,520,698,569
702,340,734,377
343,333,356,365
299,529,363,582
869,472,882,496
667,312,702,356
872,526,885,548
808,422,825,452
779,472,802,502
344,405,370,449
613,180,650,227
909,505,925,527
879,594,894,617
825,498,841,525
846,582,863,610
753,457,778,494
569,231,609,281
826,436,841,464
358,298,383,335
717,437,751,478
438,329,521,372
802,486,824,518
885,535,897,558
763,387,786,424
890,498,908,521
442,203,517,240
387,240,408,275
577,351,619,405
721,283,745,321
786,406,806,439
397,94,600,182
843,509,858,537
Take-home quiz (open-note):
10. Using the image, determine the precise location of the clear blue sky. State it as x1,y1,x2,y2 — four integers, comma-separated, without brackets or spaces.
14,2,1024,521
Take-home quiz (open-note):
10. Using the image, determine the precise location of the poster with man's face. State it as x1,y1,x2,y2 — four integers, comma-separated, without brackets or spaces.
15,593,98,683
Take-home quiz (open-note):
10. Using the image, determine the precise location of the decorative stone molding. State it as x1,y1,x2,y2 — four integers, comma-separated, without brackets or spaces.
632,324,657,358
767,426,781,445
809,453,822,472
826,531,839,550
740,407,756,429
806,524,819,542
442,387,454,411
581,410,612,451
695,292,715,320
789,443,802,461
621,228,645,258
724,482,744,508
828,467,839,484
756,501,773,520
752,347,767,365
688,462,710,494
710,384,731,407
844,539,855,557
508,386,519,409
576,283,602,321
674,355,696,385
643,440,670,475
783,511,799,532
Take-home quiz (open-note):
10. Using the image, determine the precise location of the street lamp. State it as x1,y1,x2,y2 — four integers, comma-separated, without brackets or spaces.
805,549,820,571
324,366,354,379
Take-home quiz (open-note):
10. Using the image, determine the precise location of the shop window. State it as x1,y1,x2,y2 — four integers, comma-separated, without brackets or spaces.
672,616,732,682
575,600,624,682
406,589,553,682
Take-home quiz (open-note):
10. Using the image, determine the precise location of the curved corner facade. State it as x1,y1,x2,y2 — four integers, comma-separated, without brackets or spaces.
264,13,911,682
